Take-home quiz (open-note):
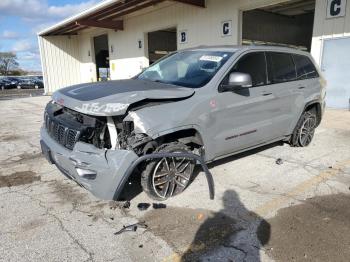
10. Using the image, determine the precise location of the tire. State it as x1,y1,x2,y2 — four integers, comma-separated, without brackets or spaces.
290,109,317,147
140,142,195,201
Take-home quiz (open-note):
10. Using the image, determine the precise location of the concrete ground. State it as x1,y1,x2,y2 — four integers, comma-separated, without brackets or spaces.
0,88,44,101
0,96,349,262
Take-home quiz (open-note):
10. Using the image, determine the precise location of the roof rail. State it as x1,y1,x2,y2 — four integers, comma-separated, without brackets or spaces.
242,39,308,51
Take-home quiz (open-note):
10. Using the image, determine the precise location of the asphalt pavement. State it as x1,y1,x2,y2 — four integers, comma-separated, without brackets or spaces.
1,96,350,262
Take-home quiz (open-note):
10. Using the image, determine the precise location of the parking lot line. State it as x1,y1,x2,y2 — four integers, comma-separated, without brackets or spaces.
254,158,350,217
161,158,350,262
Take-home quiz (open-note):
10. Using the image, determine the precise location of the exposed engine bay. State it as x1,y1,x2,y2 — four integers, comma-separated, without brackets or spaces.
44,101,159,156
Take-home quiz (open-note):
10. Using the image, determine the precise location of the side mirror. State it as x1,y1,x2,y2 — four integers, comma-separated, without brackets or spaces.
219,72,253,92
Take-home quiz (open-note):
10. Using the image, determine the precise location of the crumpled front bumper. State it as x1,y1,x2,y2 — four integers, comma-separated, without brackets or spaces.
40,127,139,200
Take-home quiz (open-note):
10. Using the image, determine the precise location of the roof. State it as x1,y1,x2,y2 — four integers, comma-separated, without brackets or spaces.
185,45,310,55
38,0,205,36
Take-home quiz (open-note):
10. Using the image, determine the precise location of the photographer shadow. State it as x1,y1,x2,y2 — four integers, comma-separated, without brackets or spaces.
181,189,271,261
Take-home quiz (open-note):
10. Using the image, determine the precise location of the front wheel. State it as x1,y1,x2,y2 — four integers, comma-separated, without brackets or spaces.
141,142,195,201
290,109,317,147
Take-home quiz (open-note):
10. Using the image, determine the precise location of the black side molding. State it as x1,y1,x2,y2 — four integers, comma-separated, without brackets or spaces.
113,153,215,201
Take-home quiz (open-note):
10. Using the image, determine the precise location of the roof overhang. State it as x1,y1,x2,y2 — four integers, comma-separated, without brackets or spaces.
38,0,205,36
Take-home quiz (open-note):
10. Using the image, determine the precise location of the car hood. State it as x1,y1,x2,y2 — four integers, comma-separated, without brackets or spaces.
52,79,195,116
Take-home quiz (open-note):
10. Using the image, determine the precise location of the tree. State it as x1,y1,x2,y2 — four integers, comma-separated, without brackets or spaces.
0,52,19,76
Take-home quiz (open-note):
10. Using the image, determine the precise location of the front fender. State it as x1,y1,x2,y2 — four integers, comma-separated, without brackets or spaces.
123,94,217,160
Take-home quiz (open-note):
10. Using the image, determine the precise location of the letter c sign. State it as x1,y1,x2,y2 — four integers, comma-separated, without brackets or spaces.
221,20,232,37
327,0,347,18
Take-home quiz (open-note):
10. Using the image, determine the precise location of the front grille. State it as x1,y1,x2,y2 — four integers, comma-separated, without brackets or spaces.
44,112,80,150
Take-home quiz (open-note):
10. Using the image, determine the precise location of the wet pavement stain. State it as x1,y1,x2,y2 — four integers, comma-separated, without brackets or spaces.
49,180,88,207
3,152,43,165
21,218,46,232
16,152,43,161
142,207,239,260
260,194,350,261
0,135,21,142
0,171,40,188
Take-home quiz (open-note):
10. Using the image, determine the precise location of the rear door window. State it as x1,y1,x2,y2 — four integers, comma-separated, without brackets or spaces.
267,52,297,83
231,52,267,87
293,54,319,80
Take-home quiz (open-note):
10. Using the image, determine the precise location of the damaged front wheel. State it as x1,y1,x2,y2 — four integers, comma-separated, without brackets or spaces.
141,142,195,201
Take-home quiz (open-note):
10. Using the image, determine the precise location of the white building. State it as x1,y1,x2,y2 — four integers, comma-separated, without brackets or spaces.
38,0,350,108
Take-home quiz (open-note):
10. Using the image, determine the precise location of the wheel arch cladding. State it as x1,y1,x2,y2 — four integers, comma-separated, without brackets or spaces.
154,128,205,148
305,102,322,126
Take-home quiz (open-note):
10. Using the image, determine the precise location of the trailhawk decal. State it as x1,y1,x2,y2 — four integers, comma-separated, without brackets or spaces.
225,130,257,141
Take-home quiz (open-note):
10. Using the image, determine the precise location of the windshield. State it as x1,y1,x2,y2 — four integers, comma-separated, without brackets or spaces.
138,50,233,88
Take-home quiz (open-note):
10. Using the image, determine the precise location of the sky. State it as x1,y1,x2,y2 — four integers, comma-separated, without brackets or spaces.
0,0,100,72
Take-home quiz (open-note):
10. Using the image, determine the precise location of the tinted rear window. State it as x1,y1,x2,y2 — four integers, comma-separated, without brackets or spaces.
293,54,319,80
267,52,296,83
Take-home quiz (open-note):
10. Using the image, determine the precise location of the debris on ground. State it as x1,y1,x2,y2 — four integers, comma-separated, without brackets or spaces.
114,222,148,235
137,203,151,211
276,158,284,165
123,201,131,209
109,201,130,210
197,213,205,221
153,203,167,209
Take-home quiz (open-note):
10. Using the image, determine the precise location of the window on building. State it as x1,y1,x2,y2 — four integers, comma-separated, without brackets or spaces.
267,52,297,83
293,54,319,80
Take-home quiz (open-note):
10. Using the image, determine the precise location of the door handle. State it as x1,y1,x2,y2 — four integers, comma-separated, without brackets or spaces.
262,92,272,96
298,86,306,89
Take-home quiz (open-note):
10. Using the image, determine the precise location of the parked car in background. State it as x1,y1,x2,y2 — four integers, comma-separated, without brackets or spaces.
0,77,18,89
17,77,44,89
40,45,326,201
32,78,44,88
7,77,20,87
17,78,35,89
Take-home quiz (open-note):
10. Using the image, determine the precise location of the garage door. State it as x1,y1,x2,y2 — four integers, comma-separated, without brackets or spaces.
321,37,350,109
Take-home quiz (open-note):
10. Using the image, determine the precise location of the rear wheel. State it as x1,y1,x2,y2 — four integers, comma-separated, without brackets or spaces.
141,142,195,201
290,109,317,147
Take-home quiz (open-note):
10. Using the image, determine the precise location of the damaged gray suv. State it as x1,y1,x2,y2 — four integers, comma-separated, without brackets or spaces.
40,46,326,201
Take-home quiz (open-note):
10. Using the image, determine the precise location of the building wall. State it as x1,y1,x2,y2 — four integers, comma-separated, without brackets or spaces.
39,35,81,93
78,28,111,83
40,0,294,93
39,0,350,93
108,0,241,80
107,0,293,80
311,0,350,65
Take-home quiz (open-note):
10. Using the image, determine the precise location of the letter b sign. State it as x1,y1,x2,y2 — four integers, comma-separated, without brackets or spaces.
179,30,187,44
327,0,347,18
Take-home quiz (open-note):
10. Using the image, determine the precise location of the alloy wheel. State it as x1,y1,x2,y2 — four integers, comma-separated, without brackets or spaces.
152,156,193,199
299,114,316,147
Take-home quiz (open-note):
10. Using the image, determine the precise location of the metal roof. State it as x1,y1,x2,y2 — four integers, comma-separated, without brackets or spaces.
38,0,205,36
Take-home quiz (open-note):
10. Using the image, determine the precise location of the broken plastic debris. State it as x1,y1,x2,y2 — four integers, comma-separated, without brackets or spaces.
114,222,148,235
197,213,204,221
137,203,151,211
123,201,131,209
276,158,284,165
153,203,166,209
